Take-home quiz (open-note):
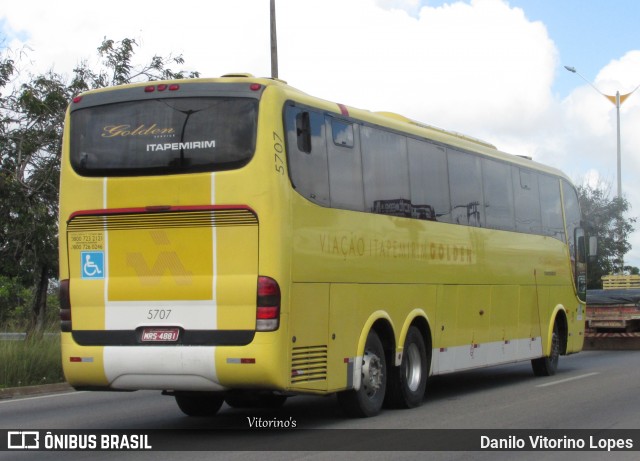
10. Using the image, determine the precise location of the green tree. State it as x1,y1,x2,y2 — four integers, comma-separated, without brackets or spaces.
0,70,67,331
0,38,199,332
577,181,637,289
0,276,30,326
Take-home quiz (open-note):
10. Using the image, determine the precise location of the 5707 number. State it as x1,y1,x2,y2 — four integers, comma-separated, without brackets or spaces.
273,131,285,175
147,309,171,320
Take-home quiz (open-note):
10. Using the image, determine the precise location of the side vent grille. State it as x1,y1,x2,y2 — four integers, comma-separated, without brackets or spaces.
67,207,257,232
291,345,327,383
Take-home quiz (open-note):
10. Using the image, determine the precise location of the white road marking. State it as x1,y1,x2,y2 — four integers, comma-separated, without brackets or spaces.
536,372,600,388
0,391,86,405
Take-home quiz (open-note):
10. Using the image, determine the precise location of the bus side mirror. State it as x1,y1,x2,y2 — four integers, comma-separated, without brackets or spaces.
588,236,598,262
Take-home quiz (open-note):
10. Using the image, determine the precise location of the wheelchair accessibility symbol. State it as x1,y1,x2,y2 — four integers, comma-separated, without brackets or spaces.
81,251,104,279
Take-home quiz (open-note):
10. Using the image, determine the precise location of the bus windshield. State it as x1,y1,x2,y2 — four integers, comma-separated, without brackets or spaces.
70,97,258,176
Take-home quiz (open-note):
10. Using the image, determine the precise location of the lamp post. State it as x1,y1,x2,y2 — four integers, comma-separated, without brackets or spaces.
564,65,639,198
270,0,279,79
564,66,640,273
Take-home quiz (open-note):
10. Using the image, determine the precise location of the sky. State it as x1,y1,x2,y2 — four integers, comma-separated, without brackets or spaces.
1,0,640,268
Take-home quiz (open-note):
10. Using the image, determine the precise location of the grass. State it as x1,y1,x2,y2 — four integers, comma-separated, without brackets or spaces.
0,332,64,389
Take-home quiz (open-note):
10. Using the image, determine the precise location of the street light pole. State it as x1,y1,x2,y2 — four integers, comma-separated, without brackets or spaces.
615,90,621,199
564,66,640,273
270,0,279,79
563,65,637,198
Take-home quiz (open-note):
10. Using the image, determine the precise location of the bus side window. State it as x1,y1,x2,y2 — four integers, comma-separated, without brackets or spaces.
326,117,364,212
575,228,588,300
448,150,484,227
361,126,410,217
407,139,451,222
331,119,354,147
562,180,582,260
285,106,330,206
513,167,542,235
539,174,565,242
482,158,515,231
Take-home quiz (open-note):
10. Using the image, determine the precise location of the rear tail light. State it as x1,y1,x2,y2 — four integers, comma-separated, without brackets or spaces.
257,276,280,331
59,279,72,332
144,84,180,93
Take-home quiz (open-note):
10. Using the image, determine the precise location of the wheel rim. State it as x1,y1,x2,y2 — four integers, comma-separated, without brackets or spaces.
362,350,383,398
404,342,422,392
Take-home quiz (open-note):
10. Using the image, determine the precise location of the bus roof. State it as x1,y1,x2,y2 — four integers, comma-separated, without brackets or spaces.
73,73,573,184
250,75,572,183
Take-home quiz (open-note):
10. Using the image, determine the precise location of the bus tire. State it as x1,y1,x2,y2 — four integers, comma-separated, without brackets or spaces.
175,392,224,417
337,330,387,418
385,326,428,408
531,321,560,376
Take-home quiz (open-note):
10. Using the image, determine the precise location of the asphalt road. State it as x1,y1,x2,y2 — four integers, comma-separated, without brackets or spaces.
2,350,640,461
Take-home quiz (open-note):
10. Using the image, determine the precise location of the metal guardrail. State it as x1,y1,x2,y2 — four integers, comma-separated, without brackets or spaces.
0,333,26,340
0,333,58,341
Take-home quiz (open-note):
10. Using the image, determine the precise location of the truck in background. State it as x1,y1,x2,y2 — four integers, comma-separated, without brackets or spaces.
585,275,640,350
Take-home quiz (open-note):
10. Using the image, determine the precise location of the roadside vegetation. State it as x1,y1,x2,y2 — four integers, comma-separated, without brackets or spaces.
0,328,62,389
0,290,62,389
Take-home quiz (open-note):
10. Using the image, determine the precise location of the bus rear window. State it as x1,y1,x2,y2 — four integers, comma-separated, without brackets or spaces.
70,97,258,176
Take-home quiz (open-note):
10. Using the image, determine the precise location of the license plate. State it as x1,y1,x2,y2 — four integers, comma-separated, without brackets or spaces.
141,327,180,342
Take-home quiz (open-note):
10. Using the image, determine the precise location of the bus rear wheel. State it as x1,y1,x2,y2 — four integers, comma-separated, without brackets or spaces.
531,321,561,376
175,392,224,417
337,330,387,418
385,326,428,408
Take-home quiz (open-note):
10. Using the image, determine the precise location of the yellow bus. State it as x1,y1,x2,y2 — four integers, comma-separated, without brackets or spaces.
59,74,588,417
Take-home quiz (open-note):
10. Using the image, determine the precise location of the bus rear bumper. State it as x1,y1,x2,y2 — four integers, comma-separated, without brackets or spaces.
61,332,287,392
104,346,227,392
